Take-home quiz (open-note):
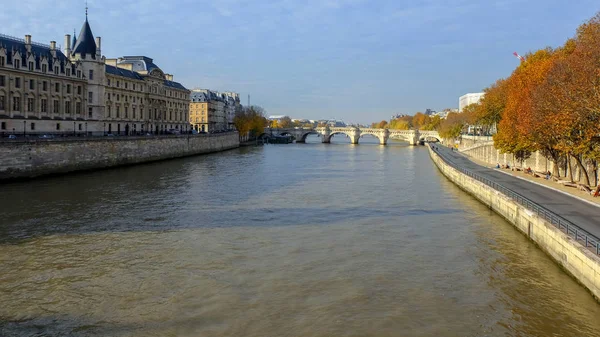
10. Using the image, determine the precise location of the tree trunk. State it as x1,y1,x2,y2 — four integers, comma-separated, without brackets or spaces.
592,159,598,187
552,159,560,177
567,152,574,182
572,154,590,186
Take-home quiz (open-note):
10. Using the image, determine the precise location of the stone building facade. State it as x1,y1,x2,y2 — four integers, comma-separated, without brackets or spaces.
190,89,226,132
0,34,89,136
0,14,190,137
189,89,239,133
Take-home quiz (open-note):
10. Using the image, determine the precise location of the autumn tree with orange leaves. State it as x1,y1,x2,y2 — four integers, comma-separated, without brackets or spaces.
488,12,600,184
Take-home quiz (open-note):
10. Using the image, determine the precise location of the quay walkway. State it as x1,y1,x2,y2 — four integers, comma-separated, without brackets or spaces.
433,145,600,239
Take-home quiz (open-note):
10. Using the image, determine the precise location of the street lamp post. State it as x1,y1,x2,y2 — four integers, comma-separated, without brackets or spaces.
103,123,106,136
23,121,26,137
85,122,88,136
73,121,76,137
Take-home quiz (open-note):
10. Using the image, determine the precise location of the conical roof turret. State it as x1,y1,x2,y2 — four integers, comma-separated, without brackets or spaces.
72,16,96,58
72,29,77,49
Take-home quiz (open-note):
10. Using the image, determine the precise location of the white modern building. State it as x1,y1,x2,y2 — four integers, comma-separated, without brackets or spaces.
459,93,484,112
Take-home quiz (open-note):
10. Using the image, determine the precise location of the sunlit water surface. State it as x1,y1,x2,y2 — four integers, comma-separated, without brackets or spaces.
1,135,599,336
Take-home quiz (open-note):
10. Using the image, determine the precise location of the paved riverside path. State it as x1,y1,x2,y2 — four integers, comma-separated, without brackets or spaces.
432,145,600,237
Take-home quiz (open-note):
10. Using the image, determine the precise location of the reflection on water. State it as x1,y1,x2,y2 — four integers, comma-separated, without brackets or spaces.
1,138,599,336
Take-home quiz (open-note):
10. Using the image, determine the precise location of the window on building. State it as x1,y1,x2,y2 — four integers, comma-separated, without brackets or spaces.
30,123,35,130
132,107,136,119
28,62,33,71
42,81,47,91
13,97,20,111
55,83,59,93
107,106,111,117
65,101,71,114
1,122,5,129
53,100,59,114
54,66,59,75
116,106,120,118
116,81,119,88
66,84,71,94
170,111,172,120
77,86,82,95
0,95,4,110
76,102,81,114
41,99,47,113
116,94,119,101
88,92,93,103
125,107,128,118
27,98,34,112
14,60,20,68
89,70,94,80
0,75,4,87
78,124,82,130
66,68,71,76
125,82,128,89
88,107,92,117
133,83,135,90
29,79,34,90
0,56,5,67
15,77,21,88
77,70,81,78
42,64,47,73
56,123,60,130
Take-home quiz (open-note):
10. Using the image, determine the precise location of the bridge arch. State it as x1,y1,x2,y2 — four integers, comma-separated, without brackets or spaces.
298,131,319,143
359,132,386,144
324,131,354,143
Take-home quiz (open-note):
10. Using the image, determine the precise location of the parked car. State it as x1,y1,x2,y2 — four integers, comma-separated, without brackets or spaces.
38,134,54,139
7,134,17,139
167,129,181,135
106,133,115,137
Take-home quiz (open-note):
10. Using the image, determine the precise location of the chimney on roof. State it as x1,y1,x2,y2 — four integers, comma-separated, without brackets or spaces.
24,35,32,52
95,37,101,57
64,34,71,58
49,41,56,57
166,74,173,81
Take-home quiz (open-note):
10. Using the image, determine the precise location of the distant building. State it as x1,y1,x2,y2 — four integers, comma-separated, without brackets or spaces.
190,89,227,132
268,115,288,121
459,93,484,112
391,113,409,119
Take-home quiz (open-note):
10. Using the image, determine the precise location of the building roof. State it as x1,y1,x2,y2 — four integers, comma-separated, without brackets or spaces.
72,18,97,57
164,80,187,91
117,56,160,73
190,92,208,102
0,34,69,72
106,64,188,91
105,64,144,80
71,30,77,49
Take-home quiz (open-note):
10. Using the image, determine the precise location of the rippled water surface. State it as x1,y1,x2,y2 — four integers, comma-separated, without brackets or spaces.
1,136,600,336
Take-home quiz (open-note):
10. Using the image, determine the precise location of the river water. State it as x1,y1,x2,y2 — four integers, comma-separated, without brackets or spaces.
1,135,600,336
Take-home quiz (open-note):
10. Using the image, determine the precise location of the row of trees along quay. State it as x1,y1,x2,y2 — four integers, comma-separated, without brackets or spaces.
233,105,269,141
379,12,600,187
372,112,443,131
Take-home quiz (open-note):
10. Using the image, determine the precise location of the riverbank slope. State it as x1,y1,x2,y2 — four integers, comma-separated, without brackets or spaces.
429,145,600,301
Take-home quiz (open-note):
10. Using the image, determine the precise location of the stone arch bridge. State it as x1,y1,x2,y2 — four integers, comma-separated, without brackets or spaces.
262,127,442,145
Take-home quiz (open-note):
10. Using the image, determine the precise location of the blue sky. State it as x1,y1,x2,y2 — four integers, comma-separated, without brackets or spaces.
1,1,598,123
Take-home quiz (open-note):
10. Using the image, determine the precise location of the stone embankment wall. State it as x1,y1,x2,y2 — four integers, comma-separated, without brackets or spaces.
459,141,552,172
0,132,239,180
429,146,600,300
458,140,598,184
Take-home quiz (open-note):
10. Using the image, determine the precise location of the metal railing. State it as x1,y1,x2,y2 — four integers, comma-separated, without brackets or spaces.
431,145,600,255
